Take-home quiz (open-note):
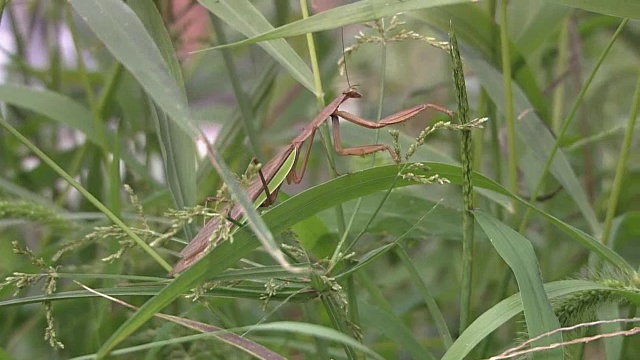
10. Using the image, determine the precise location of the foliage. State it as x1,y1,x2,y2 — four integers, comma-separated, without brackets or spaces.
0,0,639,359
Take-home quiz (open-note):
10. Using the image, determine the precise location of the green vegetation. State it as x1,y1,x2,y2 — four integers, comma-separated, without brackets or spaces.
0,1,639,359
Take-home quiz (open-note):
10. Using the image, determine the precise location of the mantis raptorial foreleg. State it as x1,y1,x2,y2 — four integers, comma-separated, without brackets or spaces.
254,157,281,207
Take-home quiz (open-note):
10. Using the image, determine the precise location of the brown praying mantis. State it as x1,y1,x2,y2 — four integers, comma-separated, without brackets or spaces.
169,87,454,276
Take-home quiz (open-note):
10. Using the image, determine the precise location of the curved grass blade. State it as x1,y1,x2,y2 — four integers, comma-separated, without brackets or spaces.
246,322,384,360
95,163,632,357
441,280,610,360
0,117,172,271
0,84,97,141
411,3,550,125
69,0,195,137
129,0,196,214
70,0,281,286
89,322,384,360
474,210,563,359
464,52,600,234
199,0,315,92
207,0,475,51
548,0,640,19
77,283,286,360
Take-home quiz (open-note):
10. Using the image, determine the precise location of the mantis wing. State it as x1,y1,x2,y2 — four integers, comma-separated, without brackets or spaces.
252,146,297,208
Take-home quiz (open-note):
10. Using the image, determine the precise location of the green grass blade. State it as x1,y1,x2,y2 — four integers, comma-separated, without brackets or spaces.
199,0,315,92
92,162,634,357
247,322,384,359
548,0,640,19
0,117,172,272
69,0,196,138
464,52,600,234
0,84,97,144
129,0,196,213
207,0,475,50
601,76,640,245
441,280,610,360
410,4,550,118
149,104,196,216
474,211,563,359
70,0,282,290
513,3,570,55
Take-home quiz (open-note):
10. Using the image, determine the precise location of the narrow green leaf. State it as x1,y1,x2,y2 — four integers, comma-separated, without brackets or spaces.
70,0,281,301
513,3,570,55
0,84,151,184
598,303,624,360
95,163,632,357
129,0,197,212
149,104,196,214
0,84,97,144
441,280,609,360
464,52,600,234
412,3,550,129
474,211,563,359
206,0,474,50
548,0,640,19
207,322,387,359
199,0,315,92
69,0,196,138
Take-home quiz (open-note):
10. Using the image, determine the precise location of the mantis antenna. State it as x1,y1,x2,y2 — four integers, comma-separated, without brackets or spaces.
341,27,352,88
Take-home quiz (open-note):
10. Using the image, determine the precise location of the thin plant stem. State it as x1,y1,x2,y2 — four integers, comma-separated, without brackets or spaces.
601,76,640,246
0,117,172,271
485,0,502,222
346,275,360,339
499,0,519,222
551,18,569,134
299,0,346,236
300,0,323,102
300,2,352,357
473,95,485,204
319,291,359,360
519,19,629,233
332,21,388,267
